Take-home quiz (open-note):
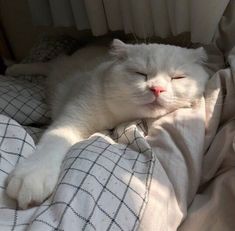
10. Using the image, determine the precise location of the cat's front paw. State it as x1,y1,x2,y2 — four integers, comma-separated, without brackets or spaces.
6,160,60,209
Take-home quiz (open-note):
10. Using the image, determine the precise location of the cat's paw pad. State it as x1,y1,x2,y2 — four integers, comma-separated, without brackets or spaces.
6,162,59,209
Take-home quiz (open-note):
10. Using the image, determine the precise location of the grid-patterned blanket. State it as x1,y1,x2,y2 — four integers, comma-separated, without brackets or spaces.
0,73,154,230
0,117,154,231
0,75,50,126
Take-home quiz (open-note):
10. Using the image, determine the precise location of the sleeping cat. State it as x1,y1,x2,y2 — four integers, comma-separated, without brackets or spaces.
5,39,209,209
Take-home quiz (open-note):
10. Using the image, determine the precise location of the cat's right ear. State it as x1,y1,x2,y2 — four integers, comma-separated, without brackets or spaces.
110,39,128,59
194,47,208,63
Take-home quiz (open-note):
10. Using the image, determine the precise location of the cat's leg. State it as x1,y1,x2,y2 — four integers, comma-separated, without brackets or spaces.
6,119,83,209
6,62,50,76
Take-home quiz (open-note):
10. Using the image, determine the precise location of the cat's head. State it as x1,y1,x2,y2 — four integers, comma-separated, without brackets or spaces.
106,39,209,117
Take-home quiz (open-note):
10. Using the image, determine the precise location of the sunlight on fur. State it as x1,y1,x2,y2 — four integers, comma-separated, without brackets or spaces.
6,39,209,209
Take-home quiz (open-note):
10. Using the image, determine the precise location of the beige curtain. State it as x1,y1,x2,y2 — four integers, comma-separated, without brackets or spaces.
28,0,230,44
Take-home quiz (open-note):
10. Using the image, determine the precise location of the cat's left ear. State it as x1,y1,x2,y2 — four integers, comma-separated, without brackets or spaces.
110,39,129,59
194,47,208,63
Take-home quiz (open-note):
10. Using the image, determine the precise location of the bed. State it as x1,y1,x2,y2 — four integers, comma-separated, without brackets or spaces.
0,36,234,231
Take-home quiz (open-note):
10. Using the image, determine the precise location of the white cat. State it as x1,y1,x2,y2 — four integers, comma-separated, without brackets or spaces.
5,39,209,209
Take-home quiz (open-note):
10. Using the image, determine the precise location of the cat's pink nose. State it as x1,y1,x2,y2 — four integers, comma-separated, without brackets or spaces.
150,86,166,96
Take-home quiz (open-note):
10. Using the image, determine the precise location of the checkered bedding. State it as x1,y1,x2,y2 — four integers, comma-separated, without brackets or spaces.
1,36,231,230
0,75,50,126
0,75,154,231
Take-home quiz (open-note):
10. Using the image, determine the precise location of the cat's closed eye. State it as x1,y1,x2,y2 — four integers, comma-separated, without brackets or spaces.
171,76,186,80
135,71,148,81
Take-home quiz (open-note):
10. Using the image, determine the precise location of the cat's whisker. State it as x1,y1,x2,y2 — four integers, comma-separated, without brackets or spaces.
131,92,235,106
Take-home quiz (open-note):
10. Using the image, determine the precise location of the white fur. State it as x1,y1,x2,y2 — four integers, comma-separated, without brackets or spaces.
6,39,209,209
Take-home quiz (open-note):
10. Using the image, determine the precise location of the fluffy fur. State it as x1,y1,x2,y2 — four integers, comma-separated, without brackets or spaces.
6,39,209,209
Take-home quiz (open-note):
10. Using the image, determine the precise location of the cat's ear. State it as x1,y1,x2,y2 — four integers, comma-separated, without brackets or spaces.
194,47,208,63
110,39,128,59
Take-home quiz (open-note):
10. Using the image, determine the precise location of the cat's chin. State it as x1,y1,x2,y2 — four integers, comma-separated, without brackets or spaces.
146,96,168,108
144,100,164,110
144,97,191,112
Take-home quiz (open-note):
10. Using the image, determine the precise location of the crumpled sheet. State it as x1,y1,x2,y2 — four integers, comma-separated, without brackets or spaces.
140,47,235,231
0,46,234,230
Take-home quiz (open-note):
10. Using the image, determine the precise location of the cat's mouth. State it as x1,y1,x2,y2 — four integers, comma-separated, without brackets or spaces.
137,91,175,108
146,97,166,108
146,95,191,109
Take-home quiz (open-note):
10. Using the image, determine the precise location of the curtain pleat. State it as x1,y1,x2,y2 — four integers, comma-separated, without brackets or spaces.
103,0,123,31
70,0,90,30
119,0,133,34
129,0,154,38
28,0,52,25
84,0,108,35
49,0,74,27
166,0,190,35
28,0,231,44
150,0,171,38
